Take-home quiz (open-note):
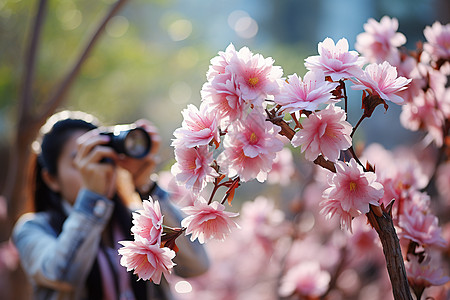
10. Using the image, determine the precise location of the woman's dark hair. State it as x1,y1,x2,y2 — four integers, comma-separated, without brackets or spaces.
34,111,99,213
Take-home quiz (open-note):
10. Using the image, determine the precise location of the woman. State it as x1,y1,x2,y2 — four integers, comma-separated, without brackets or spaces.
12,110,209,300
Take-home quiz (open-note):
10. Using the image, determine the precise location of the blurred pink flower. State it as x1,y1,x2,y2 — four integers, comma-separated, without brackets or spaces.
355,16,406,63
351,61,411,104
305,37,365,81
267,147,295,186
157,171,197,207
291,104,352,162
218,111,284,182
423,21,450,61
131,199,163,245
399,206,447,248
228,46,283,103
172,102,219,148
274,70,339,112
279,261,330,298
181,197,240,244
171,145,217,193
240,196,287,253
406,255,450,289
321,158,383,232
201,74,249,126
206,43,236,81
118,236,176,283
400,65,447,146
0,240,19,271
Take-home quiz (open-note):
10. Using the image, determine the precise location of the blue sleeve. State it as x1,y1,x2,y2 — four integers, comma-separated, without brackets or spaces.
12,189,114,291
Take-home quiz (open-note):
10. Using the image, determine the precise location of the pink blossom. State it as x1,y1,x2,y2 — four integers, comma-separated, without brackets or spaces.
131,198,163,245
171,145,217,193
291,104,352,162
400,89,446,146
118,236,176,283
267,147,295,186
355,16,406,63
279,261,330,298
206,43,236,81
172,102,220,148
240,196,287,253
399,206,447,248
305,37,365,81
228,46,283,103
320,198,360,233
274,70,339,113
181,197,240,244
406,255,450,289
201,74,249,125
351,61,412,104
321,159,384,232
217,111,284,182
423,21,450,61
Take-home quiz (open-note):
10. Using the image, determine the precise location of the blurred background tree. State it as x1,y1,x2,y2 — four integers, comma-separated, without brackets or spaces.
0,0,448,299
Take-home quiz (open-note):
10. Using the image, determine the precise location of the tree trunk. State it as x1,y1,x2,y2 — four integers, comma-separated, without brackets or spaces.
367,207,413,300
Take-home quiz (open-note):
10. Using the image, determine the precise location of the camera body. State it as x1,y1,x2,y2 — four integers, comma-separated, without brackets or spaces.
100,124,152,159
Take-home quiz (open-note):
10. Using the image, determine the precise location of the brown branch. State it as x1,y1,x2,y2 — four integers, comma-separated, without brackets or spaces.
38,0,130,122
367,205,413,300
19,0,47,122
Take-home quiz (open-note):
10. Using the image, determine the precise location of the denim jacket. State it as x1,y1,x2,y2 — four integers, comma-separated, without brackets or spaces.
12,186,209,300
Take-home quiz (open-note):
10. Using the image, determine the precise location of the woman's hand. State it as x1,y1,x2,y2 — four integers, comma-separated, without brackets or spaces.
115,119,161,190
74,130,118,198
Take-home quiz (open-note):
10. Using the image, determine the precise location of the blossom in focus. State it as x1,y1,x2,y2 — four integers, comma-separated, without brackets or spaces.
206,43,236,81
321,159,384,232
201,75,248,126
228,46,283,104
274,70,339,113
131,198,163,245
423,21,450,62
171,145,217,193
279,261,331,298
291,104,352,162
399,206,447,248
181,197,240,244
172,102,220,148
218,111,284,182
118,236,176,283
267,147,295,186
351,61,411,104
305,37,365,81
355,16,406,63
406,255,450,289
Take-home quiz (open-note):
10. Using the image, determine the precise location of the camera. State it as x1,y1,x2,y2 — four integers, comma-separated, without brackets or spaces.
100,124,152,159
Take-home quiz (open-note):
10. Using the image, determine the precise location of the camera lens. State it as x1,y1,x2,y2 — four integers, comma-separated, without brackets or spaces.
124,128,151,158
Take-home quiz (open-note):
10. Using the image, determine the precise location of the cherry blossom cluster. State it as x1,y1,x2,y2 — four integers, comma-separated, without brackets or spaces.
118,199,177,283
170,34,411,242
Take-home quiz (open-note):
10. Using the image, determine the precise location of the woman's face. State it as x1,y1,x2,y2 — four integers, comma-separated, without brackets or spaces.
52,130,86,205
